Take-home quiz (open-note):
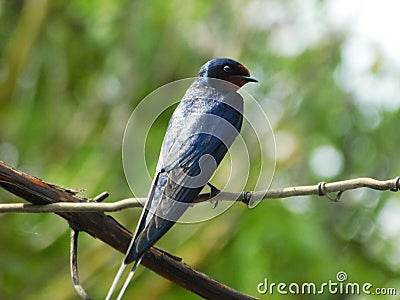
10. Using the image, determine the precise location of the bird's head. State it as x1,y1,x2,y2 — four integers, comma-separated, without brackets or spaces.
198,58,258,89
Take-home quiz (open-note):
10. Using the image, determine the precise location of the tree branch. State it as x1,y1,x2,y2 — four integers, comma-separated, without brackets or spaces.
0,161,257,300
1,161,399,298
1,176,399,213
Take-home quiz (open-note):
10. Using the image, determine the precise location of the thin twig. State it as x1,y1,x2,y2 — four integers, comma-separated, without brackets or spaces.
0,177,399,213
0,198,144,213
70,229,91,300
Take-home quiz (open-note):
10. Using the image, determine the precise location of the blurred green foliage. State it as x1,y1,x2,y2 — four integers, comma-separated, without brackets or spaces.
1,1,399,299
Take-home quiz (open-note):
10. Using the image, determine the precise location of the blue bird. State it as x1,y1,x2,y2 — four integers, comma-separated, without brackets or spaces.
106,58,257,299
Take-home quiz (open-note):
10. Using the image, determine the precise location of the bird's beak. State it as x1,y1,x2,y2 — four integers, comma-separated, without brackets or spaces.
237,75,258,83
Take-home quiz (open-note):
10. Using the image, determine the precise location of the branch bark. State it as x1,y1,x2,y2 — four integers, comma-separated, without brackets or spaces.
0,161,257,300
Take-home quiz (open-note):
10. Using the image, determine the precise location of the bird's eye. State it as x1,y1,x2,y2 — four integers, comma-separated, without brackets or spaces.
223,65,232,73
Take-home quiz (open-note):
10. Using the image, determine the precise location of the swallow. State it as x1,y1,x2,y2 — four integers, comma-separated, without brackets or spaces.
106,58,257,299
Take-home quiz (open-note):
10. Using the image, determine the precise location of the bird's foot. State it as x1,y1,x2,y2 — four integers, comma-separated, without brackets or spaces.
207,182,220,208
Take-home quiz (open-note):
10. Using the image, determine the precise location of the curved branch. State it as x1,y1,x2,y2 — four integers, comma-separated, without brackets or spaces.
70,229,91,300
1,177,399,213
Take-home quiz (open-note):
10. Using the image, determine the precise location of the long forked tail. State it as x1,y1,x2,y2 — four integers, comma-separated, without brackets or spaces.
105,257,142,300
105,174,159,299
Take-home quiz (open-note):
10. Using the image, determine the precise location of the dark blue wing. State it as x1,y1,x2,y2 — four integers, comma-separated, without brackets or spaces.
125,94,243,263
162,96,243,171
